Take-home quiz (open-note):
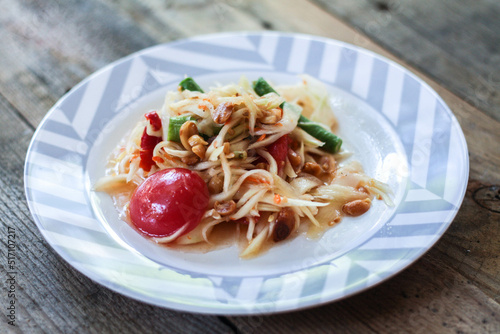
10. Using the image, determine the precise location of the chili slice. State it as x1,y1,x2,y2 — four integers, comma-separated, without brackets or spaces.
139,111,162,172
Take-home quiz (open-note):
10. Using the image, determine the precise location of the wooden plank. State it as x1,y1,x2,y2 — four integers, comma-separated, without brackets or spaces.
0,95,233,333
0,0,159,127
434,180,500,303
311,0,500,122
228,255,500,333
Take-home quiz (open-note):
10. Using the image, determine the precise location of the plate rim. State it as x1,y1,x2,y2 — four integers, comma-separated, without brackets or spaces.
24,31,469,315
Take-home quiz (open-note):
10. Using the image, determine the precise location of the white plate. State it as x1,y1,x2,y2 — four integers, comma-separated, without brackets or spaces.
24,32,468,314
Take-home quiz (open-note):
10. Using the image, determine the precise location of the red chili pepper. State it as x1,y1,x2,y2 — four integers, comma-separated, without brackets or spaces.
274,194,282,204
140,111,162,172
144,111,162,131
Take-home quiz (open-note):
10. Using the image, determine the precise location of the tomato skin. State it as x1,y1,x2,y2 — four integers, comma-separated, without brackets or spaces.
129,168,209,238
266,134,290,173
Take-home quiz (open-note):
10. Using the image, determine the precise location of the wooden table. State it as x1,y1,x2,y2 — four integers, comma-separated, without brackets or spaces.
1,0,499,333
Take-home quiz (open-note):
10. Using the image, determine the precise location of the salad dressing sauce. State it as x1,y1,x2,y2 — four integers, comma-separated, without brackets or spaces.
107,163,374,257
109,185,338,257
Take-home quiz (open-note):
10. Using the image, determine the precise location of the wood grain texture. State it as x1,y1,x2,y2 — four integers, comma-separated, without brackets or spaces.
0,0,157,127
0,0,498,332
228,255,500,334
311,0,500,122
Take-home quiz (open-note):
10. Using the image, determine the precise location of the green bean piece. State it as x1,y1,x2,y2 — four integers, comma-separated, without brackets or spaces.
253,77,286,109
179,77,204,93
167,116,195,142
253,77,278,96
297,121,343,154
298,114,309,123
252,77,342,153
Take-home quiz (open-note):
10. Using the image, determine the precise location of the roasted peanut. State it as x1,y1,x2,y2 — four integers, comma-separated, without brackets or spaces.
287,149,301,168
192,144,206,159
188,134,207,147
181,154,199,165
214,200,236,216
208,175,223,194
212,102,234,124
319,155,336,174
223,142,231,154
179,121,198,151
329,215,342,226
260,108,282,124
273,207,295,242
342,198,371,216
303,162,322,177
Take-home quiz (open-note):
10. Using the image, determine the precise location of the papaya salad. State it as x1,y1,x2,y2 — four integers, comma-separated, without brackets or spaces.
95,76,392,258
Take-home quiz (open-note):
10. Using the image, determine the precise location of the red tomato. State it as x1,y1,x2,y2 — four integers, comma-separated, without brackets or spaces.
129,168,209,238
266,134,290,173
